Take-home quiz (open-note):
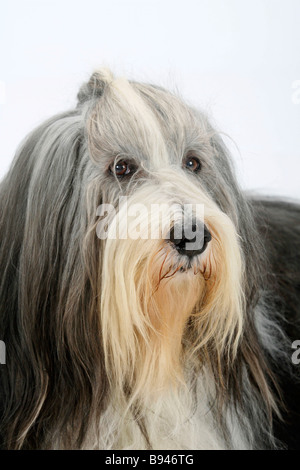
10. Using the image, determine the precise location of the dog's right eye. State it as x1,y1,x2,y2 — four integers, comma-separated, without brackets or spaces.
109,161,136,178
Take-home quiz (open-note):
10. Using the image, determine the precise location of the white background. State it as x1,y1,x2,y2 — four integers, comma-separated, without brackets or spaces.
1,0,300,198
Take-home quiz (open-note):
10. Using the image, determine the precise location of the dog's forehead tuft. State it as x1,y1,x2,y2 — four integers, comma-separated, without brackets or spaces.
84,70,207,169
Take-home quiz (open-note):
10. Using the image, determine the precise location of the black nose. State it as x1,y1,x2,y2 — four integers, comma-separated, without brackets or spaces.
168,220,212,257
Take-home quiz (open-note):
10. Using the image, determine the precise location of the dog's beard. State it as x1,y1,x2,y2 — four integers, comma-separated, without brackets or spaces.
99,173,244,415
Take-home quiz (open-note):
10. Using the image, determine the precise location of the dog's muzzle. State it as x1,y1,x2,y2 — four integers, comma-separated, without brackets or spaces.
167,220,212,257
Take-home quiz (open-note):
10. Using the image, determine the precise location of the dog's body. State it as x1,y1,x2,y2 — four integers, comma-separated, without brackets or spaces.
0,70,299,449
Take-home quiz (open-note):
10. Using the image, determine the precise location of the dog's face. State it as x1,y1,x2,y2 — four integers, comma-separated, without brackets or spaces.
79,72,245,406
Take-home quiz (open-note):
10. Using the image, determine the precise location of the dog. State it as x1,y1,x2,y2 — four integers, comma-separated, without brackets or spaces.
0,69,299,450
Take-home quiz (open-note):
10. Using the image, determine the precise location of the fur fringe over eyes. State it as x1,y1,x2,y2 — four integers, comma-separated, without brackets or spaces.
0,69,299,450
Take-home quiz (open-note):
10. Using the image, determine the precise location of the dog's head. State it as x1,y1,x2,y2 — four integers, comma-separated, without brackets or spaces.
79,71,247,399
0,70,277,449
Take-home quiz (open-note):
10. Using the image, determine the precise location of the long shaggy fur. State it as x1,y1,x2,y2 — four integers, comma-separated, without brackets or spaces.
0,69,299,450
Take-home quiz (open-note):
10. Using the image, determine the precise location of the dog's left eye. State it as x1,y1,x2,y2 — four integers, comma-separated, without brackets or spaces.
110,161,135,178
184,156,201,173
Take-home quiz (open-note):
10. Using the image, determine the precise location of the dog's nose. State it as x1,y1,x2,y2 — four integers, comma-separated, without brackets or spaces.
168,220,212,257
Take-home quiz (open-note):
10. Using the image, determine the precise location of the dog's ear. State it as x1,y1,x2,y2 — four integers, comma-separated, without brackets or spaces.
77,69,114,105
0,108,110,449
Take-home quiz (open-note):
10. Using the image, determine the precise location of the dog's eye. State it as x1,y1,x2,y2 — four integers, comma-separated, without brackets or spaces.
110,161,135,177
184,156,201,173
